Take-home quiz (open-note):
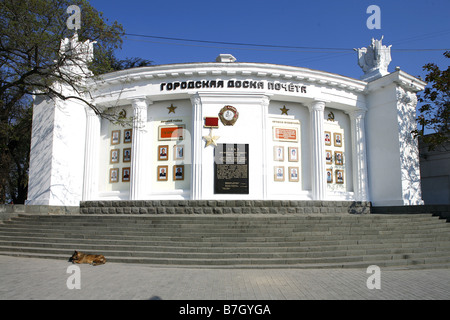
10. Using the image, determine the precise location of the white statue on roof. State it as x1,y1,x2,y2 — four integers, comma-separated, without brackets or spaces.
355,36,392,81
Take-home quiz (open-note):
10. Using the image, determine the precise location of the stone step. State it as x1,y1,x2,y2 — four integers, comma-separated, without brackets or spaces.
1,221,447,234
0,243,448,261
2,233,449,250
0,240,448,257
0,243,450,259
2,250,449,270
0,229,448,244
0,249,449,269
0,213,449,269
6,214,446,225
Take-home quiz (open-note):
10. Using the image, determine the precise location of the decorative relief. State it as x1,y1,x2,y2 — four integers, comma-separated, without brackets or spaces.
218,105,239,126
396,86,418,107
355,36,391,80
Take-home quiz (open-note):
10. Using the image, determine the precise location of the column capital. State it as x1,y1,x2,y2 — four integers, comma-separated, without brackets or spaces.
130,96,152,110
84,103,104,117
308,99,327,112
261,95,271,108
346,108,367,120
189,93,202,106
84,105,97,116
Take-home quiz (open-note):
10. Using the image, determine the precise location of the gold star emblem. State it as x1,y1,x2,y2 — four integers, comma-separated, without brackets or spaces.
280,105,289,115
167,104,177,114
203,129,220,147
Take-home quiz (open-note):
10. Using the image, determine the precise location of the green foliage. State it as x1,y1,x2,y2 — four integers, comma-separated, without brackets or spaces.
0,0,148,203
414,51,450,151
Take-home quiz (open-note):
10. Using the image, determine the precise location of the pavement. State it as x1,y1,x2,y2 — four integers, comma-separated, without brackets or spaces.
0,255,449,301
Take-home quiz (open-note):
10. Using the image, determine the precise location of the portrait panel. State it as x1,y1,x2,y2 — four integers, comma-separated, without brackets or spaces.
336,170,344,184
274,166,285,182
288,166,299,182
334,132,342,147
324,131,332,146
124,129,132,144
288,147,299,162
173,165,184,181
109,168,119,183
110,149,120,164
335,151,343,165
111,130,120,145
158,145,169,161
173,145,184,160
157,165,168,181
123,148,131,162
325,150,332,165
326,168,333,183
122,167,130,182
273,146,284,162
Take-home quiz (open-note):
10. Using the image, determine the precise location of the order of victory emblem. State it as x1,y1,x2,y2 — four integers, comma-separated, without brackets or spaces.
218,105,239,126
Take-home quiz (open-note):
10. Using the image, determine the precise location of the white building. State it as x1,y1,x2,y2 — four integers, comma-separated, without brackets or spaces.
26,36,426,207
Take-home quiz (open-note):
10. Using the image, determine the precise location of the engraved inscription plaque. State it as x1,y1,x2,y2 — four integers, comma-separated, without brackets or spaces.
214,144,249,194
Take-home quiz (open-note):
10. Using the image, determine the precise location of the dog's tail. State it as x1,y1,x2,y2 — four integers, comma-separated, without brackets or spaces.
93,256,107,266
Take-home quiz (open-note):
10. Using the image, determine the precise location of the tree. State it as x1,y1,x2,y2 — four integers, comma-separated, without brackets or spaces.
0,0,151,203
414,51,450,151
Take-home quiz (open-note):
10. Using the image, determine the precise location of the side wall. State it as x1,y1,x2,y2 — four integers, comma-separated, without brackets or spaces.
366,78,424,206
26,96,86,206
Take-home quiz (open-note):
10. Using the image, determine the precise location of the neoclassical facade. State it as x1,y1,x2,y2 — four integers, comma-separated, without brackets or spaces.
26,37,426,207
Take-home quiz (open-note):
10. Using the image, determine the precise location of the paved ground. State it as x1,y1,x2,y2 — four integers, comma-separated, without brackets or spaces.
0,255,449,301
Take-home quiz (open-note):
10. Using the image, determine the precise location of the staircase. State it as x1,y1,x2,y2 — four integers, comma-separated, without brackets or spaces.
0,212,449,269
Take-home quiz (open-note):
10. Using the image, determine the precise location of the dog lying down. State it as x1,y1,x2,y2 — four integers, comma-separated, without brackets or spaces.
70,250,106,266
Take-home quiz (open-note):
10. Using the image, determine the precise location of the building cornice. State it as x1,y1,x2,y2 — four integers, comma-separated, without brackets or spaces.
88,62,368,96
365,70,427,94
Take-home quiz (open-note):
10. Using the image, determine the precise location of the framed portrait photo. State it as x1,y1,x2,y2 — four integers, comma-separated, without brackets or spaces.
325,150,332,165
123,148,131,162
124,129,132,144
334,132,342,147
158,145,169,161
288,166,299,182
173,165,184,181
122,167,130,182
288,147,299,162
110,149,120,164
109,168,119,183
324,131,332,146
336,170,344,184
274,166,285,182
157,165,168,181
273,146,284,161
173,145,184,160
335,151,343,165
111,130,120,145
326,168,333,183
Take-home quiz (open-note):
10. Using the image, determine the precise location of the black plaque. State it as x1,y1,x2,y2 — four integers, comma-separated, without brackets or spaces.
214,144,249,194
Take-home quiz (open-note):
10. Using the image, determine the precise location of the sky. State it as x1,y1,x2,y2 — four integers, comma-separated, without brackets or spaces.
88,0,450,81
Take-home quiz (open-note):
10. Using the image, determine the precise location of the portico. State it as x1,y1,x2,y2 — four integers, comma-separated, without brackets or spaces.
26,37,426,207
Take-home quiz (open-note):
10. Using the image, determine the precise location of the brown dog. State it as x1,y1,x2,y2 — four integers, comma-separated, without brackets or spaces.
70,250,106,266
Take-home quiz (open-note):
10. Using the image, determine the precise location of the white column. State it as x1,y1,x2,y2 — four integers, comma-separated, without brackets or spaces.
348,109,369,201
309,100,326,200
130,97,149,200
261,95,270,199
190,94,202,200
82,106,101,201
